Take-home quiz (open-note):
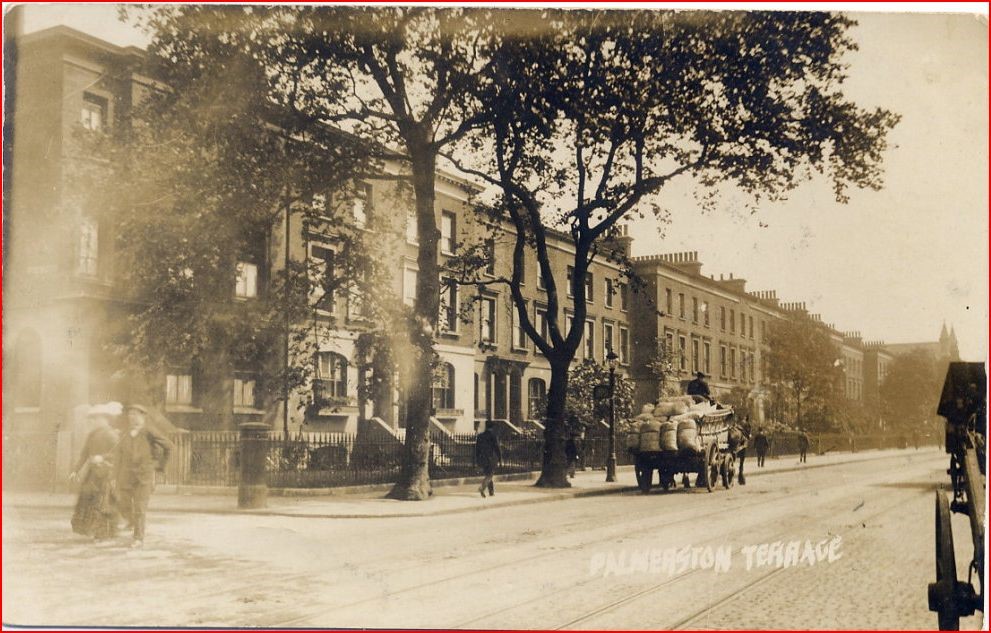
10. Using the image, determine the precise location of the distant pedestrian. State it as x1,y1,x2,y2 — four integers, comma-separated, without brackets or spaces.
70,403,122,542
565,433,581,479
911,430,920,450
754,430,770,468
798,431,810,463
475,422,502,497
115,404,173,548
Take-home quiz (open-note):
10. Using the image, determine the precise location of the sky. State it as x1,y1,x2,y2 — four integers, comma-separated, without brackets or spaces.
12,3,989,360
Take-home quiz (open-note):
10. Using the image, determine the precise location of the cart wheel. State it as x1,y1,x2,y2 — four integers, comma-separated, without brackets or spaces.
635,460,652,494
700,444,717,493
722,454,736,489
932,490,960,631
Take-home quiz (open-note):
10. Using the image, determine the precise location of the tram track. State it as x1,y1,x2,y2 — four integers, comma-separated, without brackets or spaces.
263,485,801,628
266,462,929,629
555,488,929,631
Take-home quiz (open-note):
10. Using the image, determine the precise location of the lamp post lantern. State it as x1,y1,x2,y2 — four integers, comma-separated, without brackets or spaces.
606,350,619,482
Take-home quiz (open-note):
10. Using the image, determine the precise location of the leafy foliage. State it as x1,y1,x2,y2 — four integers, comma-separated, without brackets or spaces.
720,386,753,419
443,9,899,481
564,359,635,433
80,17,381,412
119,7,900,488
643,340,683,399
125,5,509,497
764,316,844,431
879,350,944,432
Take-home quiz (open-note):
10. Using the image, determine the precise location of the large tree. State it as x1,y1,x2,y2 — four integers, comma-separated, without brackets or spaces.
765,316,844,432
128,6,501,499
880,349,944,433
446,10,899,485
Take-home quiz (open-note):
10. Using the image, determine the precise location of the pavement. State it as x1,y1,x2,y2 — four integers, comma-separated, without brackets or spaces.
2,446,941,519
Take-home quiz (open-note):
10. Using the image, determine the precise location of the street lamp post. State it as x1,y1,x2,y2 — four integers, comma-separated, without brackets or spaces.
606,350,619,482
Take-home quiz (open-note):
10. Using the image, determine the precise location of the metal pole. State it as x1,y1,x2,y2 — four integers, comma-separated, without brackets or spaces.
606,365,617,482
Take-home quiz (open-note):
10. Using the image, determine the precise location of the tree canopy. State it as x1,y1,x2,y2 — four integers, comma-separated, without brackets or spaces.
764,316,844,431
563,359,635,433
445,9,898,482
82,13,387,425
880,350,944,432
118,7,901,488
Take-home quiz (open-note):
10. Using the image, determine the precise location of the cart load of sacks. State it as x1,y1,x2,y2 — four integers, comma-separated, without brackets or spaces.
626,395,715,455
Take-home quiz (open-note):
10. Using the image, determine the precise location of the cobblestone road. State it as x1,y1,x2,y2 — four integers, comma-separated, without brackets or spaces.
2,448,984,629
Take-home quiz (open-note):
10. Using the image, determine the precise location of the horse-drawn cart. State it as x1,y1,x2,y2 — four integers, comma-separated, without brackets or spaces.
927,362,986,630
628,400,743,493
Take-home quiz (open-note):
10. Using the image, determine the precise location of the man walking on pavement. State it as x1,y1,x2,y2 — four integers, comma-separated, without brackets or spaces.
565,433,580,479
115,404,174,548
798,430,810,464
754,429,770,467
475,422,502,497
733,415,753,485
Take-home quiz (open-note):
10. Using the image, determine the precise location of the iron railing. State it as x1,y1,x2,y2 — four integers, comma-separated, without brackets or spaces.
157,428,942,489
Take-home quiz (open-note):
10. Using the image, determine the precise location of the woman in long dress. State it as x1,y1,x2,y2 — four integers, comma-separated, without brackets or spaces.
70,403,122,540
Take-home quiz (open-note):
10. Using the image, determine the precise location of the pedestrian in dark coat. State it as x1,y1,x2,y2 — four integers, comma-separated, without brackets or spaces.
732,417,753,485
753,430,770,468
70,403,122,541
475,423,502,497
565,434,580,479
798,431,810,463
114,404,173,548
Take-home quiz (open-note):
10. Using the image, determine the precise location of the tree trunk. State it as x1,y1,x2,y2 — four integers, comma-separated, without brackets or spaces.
535,358,571,488
387,143,439,501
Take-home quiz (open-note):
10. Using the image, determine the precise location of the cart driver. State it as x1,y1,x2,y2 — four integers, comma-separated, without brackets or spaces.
686,371,711,400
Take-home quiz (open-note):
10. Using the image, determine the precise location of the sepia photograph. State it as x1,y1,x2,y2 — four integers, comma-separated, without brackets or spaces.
1,2,987,630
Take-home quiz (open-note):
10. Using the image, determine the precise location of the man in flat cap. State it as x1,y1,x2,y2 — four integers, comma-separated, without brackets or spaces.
686,371,711,400
115,404,173,548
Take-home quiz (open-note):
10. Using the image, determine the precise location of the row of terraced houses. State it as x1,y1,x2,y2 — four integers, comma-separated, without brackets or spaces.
3,27,960,479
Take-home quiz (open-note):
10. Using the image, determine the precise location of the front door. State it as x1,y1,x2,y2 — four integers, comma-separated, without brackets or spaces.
509,373,522,425
493,371,507,420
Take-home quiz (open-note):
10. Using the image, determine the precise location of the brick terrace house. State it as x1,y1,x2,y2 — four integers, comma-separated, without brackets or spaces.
5,27,159,482
629,252,785,422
